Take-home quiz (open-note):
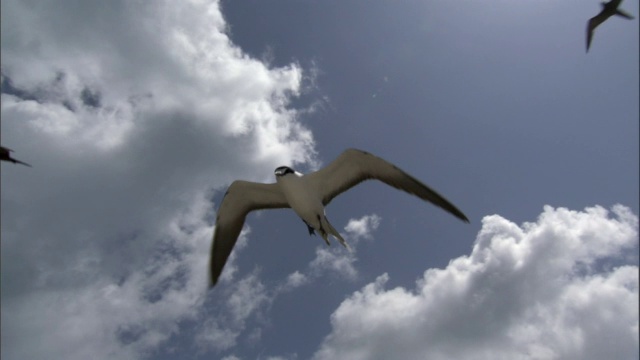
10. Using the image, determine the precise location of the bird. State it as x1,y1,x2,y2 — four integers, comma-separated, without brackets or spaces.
1,146,32,167
208,148,469,287
586,0,634,52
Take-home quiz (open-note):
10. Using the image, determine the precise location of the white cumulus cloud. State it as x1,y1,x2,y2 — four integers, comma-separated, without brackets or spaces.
196,271,270,352
344,214,382,240
312,205,639,360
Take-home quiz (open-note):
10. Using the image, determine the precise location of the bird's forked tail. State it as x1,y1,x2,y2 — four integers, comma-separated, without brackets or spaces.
320,215,350,250
615,9,634,20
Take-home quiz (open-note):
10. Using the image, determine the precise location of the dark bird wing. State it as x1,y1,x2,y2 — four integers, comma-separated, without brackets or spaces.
608,0,623,8
209,181,289,287
11,158,32,167
0,146,32,167
304,148,469,223
587,12,610,52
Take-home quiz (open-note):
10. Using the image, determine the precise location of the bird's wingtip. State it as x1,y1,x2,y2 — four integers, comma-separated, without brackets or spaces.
208,271,218,289
208,279,217,289
453,209,470,224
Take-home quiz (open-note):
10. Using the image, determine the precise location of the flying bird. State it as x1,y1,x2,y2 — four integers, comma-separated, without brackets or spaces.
586,0,634,52
209,148,469,287
1,146,32,167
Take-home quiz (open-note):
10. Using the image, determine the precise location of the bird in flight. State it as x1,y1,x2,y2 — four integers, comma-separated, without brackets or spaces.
1,146,32,167
586,0,634,52
209,148,469,287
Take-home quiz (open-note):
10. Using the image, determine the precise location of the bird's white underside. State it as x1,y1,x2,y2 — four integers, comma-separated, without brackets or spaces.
277,172,325,229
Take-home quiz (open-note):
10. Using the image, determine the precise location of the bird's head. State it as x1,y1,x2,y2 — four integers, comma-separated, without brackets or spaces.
274,166,295,177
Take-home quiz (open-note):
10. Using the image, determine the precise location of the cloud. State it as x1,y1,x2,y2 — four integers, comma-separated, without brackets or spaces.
1,0,315,359
196,272,270,352
282,271,310,290
344,214,382,240
221,356,242,360
195,214,382,354
312,205,639,360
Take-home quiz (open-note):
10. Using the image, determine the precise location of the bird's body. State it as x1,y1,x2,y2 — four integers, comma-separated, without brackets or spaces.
208,148,469,287
0,146,31,167
275,170,345,247
586,0,634,52
277,170,322,227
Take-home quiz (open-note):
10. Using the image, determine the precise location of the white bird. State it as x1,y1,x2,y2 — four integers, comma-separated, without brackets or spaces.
209,148,468,287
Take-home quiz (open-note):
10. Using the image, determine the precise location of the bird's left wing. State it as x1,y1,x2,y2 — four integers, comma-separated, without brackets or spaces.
209,180,289,287
11,158,32,167
586,12,609,51
304,149,469,223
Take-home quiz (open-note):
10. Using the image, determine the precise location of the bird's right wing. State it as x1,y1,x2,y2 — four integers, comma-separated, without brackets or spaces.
209,181,289,287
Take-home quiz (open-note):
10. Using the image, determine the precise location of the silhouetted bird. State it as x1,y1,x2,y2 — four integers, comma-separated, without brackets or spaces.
586,0,634,52
1,146,32,167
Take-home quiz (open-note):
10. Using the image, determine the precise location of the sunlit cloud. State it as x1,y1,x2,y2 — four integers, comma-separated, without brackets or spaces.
313,205,638,360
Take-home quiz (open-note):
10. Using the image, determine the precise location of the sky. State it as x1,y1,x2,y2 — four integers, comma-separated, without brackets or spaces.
1,0,638,359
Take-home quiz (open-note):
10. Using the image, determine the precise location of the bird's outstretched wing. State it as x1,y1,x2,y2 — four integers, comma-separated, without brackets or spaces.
304,148,469,223
586,12,609,52
209,181,289,287
0,146,32,167
11,158,32,167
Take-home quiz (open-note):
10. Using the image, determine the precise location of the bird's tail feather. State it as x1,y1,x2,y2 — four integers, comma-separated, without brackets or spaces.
321,215,350,250
320,232,331,246
615,9,634,19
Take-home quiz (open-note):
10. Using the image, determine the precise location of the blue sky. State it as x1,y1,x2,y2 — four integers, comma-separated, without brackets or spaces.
1,1,638,359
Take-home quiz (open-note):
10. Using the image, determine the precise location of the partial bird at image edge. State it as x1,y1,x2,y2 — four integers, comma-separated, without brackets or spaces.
586,0,635,52
0,146,32,167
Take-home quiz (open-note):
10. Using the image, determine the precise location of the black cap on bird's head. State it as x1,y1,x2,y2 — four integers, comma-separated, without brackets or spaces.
274,166,295,177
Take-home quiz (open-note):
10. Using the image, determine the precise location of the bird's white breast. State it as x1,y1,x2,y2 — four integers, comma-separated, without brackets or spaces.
277,174,324,226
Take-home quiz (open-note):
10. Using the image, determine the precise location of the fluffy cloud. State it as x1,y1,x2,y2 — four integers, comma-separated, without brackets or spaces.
282,270,310,290
313,205,639,360
1,1,315,359
344,214,382,240
196,271,270,352
195,213,383,353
